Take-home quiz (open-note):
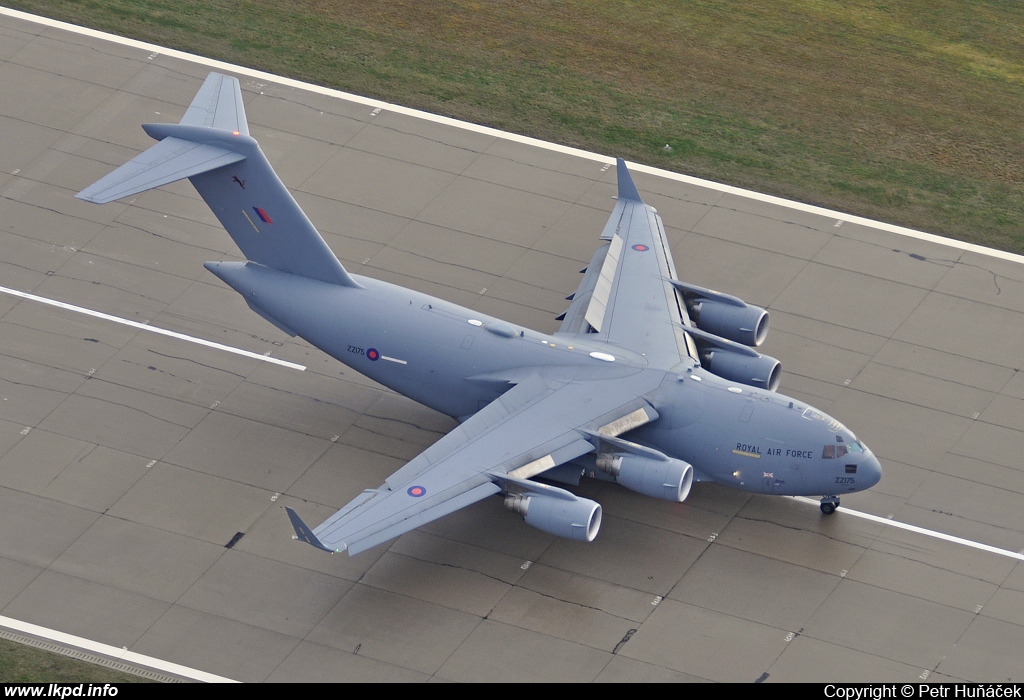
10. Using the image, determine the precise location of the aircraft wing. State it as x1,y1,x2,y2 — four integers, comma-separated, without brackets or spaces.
287,365,665,555
557,159,696,369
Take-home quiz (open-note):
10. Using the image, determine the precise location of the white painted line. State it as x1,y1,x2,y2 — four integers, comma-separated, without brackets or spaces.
0,614,238,683
627,164,1024,266
0,285,306,371
793,497,1024,562
4,7,1023,267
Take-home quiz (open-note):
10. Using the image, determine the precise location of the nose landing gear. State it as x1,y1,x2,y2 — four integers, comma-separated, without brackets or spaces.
820,496,840,515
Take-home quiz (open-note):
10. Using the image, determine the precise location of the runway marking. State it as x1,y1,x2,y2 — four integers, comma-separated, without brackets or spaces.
793,497,1024,561
3,7,1023,268
0,285,306,371
0,614,238,683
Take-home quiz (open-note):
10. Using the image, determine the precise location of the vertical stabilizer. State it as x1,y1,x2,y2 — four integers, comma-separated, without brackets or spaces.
77,73,361,288
180,72,249,134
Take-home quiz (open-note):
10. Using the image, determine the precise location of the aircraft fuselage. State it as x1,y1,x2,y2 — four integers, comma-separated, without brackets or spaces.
207,260,882,500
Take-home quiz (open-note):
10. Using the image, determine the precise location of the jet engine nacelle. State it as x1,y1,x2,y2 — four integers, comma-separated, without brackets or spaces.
692,299,769,347
597,453,693,502
670,280,770,347
504,493,602,541
702,348,782,392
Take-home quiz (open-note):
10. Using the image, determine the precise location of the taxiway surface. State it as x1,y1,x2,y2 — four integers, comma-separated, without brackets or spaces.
1,10,1023,682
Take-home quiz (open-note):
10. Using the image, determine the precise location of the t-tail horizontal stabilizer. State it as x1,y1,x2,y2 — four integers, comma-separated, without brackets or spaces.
77,72,361,288
75,136,245,204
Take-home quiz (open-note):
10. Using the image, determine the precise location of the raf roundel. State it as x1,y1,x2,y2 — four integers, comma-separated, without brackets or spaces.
632,244,649,252
366,348,380,361
407,485,426,498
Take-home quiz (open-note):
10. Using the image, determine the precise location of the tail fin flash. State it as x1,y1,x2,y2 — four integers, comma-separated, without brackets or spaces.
77,73,361,288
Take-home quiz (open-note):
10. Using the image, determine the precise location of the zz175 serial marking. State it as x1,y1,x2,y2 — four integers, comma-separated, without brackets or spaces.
347,345,365,356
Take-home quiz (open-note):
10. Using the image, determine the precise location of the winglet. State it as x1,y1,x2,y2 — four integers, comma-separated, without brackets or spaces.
616,158,644,203
285,507,337,553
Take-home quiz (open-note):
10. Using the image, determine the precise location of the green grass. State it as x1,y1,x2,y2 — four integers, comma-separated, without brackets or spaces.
8,0,1024,252
0,638,155,683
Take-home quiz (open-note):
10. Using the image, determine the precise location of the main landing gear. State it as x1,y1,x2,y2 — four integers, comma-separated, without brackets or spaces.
819,496,840,515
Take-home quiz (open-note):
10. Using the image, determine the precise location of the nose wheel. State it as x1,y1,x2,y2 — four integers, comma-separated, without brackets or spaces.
820,496,840,515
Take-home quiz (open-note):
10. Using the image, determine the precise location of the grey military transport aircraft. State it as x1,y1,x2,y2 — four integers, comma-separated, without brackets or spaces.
78,73,881,556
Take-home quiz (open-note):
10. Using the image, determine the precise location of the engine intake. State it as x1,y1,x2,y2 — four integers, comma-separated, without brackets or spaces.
504,493,602,541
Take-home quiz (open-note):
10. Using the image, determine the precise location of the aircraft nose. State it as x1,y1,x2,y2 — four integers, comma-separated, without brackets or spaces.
861,452,883,489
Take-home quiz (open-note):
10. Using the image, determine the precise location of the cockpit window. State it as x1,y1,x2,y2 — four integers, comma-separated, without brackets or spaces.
823,440,865,458
821,444,848,459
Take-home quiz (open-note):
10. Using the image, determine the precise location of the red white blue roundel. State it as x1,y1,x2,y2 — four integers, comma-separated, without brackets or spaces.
407,485,426,497
366,348,380,361
632,244,649,252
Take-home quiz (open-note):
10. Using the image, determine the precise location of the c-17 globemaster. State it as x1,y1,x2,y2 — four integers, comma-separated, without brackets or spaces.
78,73,882,556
